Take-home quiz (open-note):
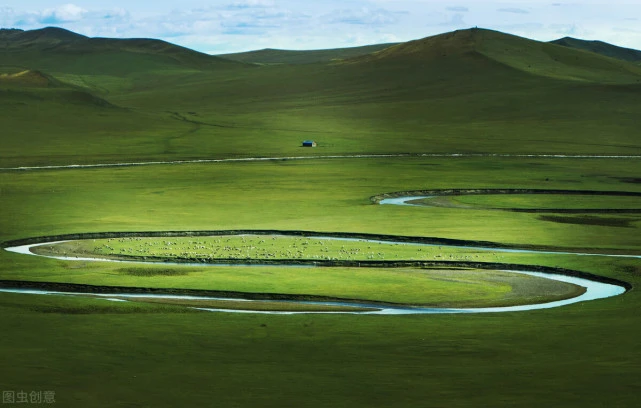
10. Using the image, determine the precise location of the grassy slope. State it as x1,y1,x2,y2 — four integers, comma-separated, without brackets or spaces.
0,62,186,166
346,28,641,82
0,86,192,167
474,30,641,83
217,43,399,64
551,36,641,62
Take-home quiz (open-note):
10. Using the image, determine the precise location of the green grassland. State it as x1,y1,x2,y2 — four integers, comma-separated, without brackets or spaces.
1,27,641,407
2,157,639,249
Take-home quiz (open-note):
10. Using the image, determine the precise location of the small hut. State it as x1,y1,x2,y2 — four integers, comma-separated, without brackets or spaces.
302,140,317,147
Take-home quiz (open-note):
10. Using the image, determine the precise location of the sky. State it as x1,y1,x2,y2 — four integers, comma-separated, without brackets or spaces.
1,1,640,54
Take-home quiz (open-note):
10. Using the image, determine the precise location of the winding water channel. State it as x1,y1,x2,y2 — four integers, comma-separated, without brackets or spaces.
1,233,628,315
380,194,641,259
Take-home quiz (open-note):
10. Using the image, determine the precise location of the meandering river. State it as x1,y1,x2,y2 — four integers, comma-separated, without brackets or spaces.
1,236,628,315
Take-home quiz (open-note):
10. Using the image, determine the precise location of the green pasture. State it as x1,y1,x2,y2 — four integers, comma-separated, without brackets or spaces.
2,157,639,249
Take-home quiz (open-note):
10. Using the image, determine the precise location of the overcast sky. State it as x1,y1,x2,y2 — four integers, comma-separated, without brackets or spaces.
1,1,640,54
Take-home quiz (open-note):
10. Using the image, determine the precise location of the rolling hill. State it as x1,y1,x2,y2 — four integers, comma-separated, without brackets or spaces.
0,72,188,168
0,28,205,167
2,26,641,167
346,28,641,84
551,36,641,63
0,26,87,45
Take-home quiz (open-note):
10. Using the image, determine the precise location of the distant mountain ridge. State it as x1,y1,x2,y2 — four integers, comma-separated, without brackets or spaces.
216,30,641,67
3,26,641,72
550,36,641,62
0,26,87,44
0,26,243,74
217,43,400,64
2,26,640,87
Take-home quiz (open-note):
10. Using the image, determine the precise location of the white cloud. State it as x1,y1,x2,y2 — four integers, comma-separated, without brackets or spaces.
227,0,275,8
41,3,87,24
324,8,404,26
497,8,529,15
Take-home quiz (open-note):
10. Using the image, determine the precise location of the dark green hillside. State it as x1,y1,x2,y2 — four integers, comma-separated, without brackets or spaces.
217,43,398,64
0,26,87,46
0,87,189,167
0,64,191,167
551,37,641,62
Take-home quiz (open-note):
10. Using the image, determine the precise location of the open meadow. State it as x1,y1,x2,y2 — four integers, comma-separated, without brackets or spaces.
1,27,641,407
